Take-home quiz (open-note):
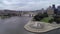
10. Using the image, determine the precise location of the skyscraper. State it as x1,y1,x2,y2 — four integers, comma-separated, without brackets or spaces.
52,4,57,14
57,6,60,11
52,4,55,9
47,6,54,16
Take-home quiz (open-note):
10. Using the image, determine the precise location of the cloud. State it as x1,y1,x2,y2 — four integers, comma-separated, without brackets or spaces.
0,0,59,11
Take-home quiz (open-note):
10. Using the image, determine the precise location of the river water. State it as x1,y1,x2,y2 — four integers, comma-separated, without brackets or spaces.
0,16,60,34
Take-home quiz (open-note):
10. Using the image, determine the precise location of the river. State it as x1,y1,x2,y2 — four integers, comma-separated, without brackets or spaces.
0,16,60,34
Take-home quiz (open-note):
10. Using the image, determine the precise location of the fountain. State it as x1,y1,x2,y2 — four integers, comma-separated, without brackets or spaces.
29,22,44,29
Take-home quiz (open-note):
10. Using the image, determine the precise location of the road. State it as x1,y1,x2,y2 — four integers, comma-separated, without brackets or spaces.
0,16,60,34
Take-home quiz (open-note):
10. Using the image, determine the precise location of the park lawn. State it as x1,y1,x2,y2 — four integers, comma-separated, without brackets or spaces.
40,17,52,23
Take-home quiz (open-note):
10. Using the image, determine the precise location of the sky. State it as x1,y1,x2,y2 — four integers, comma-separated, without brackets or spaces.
0,0,60,11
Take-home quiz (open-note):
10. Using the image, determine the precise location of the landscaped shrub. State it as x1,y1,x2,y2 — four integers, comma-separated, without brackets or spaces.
55,18,60,24
53,15,60,24
49,19,54,23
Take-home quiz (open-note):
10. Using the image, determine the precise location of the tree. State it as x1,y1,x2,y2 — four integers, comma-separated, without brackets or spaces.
33,12,48,21
49,19,54,23
33,15,42,21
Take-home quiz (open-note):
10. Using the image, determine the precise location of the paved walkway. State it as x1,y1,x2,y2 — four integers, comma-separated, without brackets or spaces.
24,21,60,33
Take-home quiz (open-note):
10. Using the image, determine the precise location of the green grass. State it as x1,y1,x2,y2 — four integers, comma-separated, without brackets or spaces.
40,17,52,23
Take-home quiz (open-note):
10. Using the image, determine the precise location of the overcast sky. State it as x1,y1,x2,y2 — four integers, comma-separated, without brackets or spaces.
0,0,60,11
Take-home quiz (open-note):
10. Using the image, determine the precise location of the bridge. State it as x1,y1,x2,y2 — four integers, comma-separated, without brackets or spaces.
13,11,38,17
0,11,38,17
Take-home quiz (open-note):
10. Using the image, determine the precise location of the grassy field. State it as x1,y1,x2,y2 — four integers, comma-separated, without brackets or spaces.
40,17,53,23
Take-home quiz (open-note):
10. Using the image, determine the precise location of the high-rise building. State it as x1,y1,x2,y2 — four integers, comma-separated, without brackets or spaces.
52,4,56,9
56,6,60,15
57,6,60,11
47,6,54,16
41,8,44,14
52,4,57,14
